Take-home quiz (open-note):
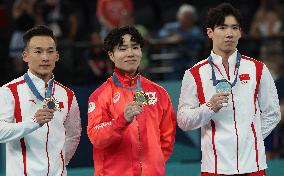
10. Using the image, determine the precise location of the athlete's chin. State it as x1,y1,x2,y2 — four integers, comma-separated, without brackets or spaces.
223,47,237,54
39,66,54,73
37,70,53,77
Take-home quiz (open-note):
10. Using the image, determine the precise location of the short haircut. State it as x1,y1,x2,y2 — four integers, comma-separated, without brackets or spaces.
23,25,57,49
103,26,144,52
176,4,197,21
206,3,243,29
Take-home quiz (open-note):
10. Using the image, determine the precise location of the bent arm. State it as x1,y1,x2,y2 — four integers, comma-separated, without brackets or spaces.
177,71,214,131
0,87,40,143
87,93,129,149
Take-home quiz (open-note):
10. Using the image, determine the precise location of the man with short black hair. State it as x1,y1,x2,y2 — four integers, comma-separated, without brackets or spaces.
177,3,280,175
0,25,81,175
87,26,176,176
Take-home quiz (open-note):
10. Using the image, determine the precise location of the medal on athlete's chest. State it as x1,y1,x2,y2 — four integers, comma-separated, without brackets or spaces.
215,80,232,93
208,52,242,92
113,73,149,106
133,91,149,106
43,96,60,111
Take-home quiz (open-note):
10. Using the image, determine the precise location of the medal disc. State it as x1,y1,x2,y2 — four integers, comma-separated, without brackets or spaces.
47,100,56,110
43,96,59,111
133,91,149,105
216,80,232,93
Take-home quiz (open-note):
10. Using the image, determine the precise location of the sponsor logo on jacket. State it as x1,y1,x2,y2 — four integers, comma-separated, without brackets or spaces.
113,92,120,104
88,102,96,113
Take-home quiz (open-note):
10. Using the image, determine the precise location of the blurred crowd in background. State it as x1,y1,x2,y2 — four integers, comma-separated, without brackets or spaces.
0,0,284,161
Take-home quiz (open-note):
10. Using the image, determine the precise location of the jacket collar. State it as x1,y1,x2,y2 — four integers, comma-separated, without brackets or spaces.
113,68,139,89
210,50,238,66
27,70,54,96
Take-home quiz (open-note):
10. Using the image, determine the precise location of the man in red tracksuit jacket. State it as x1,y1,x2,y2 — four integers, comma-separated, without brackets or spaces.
87,26,176,176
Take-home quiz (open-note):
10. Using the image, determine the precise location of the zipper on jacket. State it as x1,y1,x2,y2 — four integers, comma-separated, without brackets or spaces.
136,117,142,176
130,77,135,87
132,75,142,175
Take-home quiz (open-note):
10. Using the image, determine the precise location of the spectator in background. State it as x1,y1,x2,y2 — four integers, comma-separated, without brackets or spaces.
82,31,112,84
96,0,133,38
156,4,204,79
40,0,79,73
250,0,283,38
9,0,42,75
41,0,78,41
249,0,284,61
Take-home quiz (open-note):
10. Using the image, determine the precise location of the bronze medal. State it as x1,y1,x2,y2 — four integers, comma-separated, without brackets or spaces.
133,91,149,106
47,100,56,110
43,96,59,111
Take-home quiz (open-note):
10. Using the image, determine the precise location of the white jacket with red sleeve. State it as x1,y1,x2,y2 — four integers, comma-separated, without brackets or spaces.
177,50,280,175
0,71,81,176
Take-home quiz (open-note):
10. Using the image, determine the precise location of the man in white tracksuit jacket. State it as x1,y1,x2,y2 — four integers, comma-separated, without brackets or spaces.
177,3,281,176
0,25,81,175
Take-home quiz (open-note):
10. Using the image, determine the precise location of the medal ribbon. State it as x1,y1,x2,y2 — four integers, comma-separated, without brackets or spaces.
208,52,241,87
112,73,142,91
113,72,144,174
113,72,144,175
24,73,54,102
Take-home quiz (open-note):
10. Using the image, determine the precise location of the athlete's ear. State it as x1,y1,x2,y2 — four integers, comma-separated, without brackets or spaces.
108,51,115,63
207,28,213,39
55,51,59,62
22,50,29,63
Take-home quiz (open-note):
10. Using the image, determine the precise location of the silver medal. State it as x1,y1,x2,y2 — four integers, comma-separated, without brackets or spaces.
216,80,232,93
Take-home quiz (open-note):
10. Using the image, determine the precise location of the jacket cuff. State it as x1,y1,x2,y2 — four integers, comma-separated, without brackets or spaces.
200,102,215,119
24,118,41,131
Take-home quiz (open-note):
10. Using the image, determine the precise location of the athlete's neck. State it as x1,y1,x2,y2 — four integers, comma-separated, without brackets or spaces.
30,71,52,84
115,68,138,78
212,49,236,65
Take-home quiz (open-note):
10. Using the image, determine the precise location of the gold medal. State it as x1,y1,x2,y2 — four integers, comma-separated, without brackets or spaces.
133,91,149,106
43,96,59,111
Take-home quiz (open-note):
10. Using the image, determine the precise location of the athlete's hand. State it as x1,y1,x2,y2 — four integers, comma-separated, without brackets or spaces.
209,92,230,112
124,102,143,122
34,107,55,126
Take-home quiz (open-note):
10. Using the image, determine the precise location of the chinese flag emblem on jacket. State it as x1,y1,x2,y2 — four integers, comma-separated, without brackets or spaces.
239,74,250,81
239,74,250,84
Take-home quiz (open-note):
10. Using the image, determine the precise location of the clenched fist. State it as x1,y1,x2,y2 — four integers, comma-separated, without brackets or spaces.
34,107,55,126
124,102,143,122
209,92,230,112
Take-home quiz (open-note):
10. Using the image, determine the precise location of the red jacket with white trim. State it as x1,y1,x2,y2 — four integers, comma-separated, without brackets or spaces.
177,51,280,175
87,69,176,176
0,71,81,176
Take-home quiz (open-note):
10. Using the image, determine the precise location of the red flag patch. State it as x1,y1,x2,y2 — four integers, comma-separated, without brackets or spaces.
239,74,250,81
